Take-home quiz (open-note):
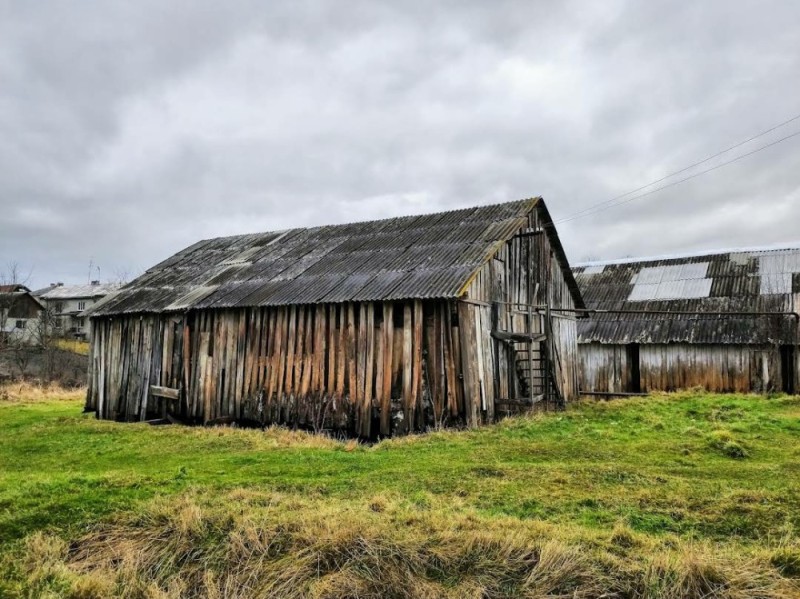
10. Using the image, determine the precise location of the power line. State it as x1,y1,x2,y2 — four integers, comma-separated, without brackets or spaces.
557,111,800,223
555,129,800,225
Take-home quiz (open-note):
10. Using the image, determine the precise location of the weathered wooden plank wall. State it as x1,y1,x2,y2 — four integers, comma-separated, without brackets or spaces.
578,344,631,394
579,342,788,393
87,299,487,435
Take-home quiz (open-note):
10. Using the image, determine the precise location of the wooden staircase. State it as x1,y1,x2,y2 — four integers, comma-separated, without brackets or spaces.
492,309,564,411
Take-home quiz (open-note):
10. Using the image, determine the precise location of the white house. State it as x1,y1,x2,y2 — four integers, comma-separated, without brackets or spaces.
36,282,120,339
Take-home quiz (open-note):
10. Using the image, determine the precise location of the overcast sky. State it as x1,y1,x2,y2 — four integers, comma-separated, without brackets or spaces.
2,1,799,288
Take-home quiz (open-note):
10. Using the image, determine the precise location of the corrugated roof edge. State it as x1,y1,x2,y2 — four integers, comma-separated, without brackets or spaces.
573,241,800,268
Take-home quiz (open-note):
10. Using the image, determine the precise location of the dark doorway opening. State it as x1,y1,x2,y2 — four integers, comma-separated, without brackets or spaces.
627,343,641,393
780,345,796,394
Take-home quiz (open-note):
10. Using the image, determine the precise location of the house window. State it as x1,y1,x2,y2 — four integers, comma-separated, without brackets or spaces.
55,302,64,314
15,320,26,329
78,301,86,311
78,317,85,328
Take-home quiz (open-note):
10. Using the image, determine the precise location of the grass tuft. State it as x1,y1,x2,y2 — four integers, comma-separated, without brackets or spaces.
706,429,750,459
770,545,800,578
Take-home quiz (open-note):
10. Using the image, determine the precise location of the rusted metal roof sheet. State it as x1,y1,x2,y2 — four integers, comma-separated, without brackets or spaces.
90,198,585,316
573,246,800,344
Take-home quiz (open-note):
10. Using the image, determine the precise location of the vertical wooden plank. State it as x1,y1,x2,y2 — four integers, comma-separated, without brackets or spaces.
313,305,325,395
327,305,337,398
284,306,297,403
97,323,106,418
273,308,287,423
294,306,307,405
300,307,314,398
362,303,375,437
480,305,495,422
442,304,458,417
243,308,257,398
374,307,385,434
380,302,394,436
221,312,232,419
199,331,210,423
458,301,480,427
451,305,465,418
346,303,357,408
336,305,346,399
412,300,424,431
235,310,247,418
426,306,442,424
212,312,224,421
161,320,172,388
474,307,485,416
401,303,413,434
257,309,270,415
356,304,367,432
263,308,275,392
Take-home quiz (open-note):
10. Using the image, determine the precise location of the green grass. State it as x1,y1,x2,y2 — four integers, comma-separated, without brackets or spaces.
2,389,800,597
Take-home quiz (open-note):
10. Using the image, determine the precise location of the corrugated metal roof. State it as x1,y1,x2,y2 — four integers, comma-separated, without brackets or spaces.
90,198,585,316
38,283,120,300
574,246,800,344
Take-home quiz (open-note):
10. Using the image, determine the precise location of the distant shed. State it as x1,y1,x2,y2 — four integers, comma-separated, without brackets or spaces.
0,286,43,346
573,246,800,394
86,198,584,437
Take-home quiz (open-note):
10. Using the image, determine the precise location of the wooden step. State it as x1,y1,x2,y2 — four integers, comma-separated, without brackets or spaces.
492,331,547,343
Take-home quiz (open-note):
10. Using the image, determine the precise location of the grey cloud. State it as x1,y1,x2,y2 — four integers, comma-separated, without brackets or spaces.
1,0,799,287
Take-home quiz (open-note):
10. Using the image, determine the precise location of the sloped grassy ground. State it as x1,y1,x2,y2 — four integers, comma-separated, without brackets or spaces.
1,384,799,597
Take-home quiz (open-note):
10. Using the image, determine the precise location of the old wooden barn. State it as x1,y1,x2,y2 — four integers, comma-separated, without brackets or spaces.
86,198,584,437
573,246,800,395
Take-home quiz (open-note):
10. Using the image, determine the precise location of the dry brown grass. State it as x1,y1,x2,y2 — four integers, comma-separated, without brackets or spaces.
0,380,85,403
19,490,798,599
53,339,90,356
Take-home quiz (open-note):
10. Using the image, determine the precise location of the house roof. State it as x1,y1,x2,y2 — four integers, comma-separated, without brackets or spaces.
90,198,584,316
0,284,30,293
573,246,800,345
0,291,43,319
38,283,120,300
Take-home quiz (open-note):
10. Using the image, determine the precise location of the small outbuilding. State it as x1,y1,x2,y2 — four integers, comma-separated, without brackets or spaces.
86,198,584,437
0,285,44,346
573,246,800,395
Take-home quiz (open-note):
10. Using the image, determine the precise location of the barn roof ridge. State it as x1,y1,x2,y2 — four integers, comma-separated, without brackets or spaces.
193,197,541,246
89,197,584,316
